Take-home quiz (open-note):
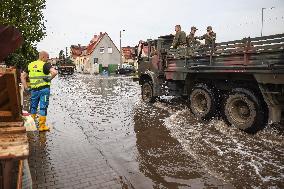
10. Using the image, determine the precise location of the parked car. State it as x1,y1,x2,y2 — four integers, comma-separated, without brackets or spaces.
116,65,136,75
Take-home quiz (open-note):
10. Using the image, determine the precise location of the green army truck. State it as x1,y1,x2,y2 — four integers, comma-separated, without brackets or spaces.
58,64,75,75
56,60,75,75
137,33,284,133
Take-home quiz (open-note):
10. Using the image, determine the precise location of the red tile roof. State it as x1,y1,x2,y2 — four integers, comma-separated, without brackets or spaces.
86,32,105,55
70,45,86,58
71,32,119,58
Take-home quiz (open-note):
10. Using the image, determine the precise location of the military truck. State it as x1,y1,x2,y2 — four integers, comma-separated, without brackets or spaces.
57,64,75,75
137,33,284,133
56,60,75,75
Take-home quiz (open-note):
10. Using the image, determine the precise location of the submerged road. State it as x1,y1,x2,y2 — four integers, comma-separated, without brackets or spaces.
26,74,284,189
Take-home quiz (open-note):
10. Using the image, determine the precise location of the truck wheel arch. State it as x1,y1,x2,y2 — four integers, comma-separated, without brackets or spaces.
139,71,162,98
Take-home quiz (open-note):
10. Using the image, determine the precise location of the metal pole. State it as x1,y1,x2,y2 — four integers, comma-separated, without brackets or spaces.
65,47,68,58
261,7,275,37
119,29,125,68
261,8,265,37
119,30,122,68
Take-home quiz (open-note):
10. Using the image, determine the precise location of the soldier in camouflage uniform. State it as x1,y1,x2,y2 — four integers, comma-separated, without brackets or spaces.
187,26,201,47
199,26,216,47
171,25,187,49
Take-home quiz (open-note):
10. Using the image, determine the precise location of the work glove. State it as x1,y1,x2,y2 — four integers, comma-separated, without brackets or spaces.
43,76,52,82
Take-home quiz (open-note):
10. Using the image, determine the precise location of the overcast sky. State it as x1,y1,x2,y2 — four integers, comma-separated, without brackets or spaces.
37,0,284,58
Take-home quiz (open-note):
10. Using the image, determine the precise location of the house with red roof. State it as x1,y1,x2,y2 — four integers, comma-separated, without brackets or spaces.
70,32,120,73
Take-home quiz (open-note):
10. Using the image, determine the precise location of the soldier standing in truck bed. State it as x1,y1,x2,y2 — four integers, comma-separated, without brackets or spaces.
187,26,201,47
171,25,187,49
199,26,216,47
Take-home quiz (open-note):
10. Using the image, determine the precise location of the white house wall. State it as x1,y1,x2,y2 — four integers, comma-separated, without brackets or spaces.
88,34,120,71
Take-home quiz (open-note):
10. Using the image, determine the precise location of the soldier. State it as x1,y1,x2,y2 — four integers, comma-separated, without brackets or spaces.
187,26,200,47
171,25,187,49
199,26,216,47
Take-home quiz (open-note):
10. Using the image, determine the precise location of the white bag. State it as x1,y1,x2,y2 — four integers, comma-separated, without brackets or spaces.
22,111,37,131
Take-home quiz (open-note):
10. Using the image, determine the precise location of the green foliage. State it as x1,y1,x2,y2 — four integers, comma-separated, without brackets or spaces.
65,57,74,64
0,0,47,68
57,49,74,65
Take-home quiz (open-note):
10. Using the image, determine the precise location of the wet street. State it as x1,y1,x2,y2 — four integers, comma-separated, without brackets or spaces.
26,74,284,189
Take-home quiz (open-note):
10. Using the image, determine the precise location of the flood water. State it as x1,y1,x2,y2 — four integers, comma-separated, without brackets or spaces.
28,73,284,189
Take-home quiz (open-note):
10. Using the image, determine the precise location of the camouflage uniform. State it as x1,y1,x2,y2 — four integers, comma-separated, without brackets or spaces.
199,26,216,46
187,33,200,47
199,32,216,46
172,31,187,49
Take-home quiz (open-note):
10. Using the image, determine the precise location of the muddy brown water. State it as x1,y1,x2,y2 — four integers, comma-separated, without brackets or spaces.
25,74,284,189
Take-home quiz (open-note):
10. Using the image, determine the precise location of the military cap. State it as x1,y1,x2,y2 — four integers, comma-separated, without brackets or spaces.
207,26,212,30
175,25,181,29
191,26,198,31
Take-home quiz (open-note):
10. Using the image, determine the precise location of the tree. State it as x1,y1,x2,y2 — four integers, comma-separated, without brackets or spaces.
0,0,46,68
59,50,65,60
57,49,74,65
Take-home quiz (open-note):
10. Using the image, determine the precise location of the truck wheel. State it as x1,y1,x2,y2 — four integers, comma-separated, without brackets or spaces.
142,82,155,103
189,83,218,120
223,88,267,133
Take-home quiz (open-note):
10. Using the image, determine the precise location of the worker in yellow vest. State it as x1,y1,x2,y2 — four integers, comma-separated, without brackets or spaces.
21,51,57,131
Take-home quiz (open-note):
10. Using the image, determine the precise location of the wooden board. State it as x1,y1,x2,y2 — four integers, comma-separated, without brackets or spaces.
0,122,28,160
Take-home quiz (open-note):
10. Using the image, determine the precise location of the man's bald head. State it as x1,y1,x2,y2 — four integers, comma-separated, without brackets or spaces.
38,51,49,62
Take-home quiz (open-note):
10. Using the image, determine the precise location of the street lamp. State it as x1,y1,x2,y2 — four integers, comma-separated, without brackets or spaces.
119,29,125,68
261,7,275,37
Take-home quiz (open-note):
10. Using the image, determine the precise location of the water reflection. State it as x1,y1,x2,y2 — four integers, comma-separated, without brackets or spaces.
133,103,233,189
27,132,57,187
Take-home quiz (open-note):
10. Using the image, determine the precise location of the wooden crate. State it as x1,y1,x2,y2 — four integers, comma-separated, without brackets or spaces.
0,68,28,189
0,68,22,122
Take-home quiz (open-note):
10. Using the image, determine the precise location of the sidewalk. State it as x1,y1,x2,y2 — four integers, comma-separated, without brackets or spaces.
26,129,122,189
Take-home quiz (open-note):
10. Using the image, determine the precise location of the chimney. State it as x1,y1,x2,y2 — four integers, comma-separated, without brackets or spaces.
100,32,103,36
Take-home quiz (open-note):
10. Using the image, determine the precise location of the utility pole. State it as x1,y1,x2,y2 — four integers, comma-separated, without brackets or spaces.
261,8,265,37
119,29,125,68
261,7,275,37
65,47,68,59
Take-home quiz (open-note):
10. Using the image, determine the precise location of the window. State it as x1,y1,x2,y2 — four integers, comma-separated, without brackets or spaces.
99,47,104,53
93,58,98,64
108,47,113,54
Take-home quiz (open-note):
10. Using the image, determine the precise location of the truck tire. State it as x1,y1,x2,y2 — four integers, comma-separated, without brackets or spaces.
223,88,267,133
189,83,218,120
141,81,156,103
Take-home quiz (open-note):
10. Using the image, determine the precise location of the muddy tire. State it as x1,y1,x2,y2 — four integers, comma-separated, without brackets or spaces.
189,83,218,120
141,81,156,103
223,88,267,133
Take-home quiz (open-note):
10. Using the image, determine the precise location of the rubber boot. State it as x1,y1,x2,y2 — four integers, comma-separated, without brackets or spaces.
31,114,36,120
38,116,50,132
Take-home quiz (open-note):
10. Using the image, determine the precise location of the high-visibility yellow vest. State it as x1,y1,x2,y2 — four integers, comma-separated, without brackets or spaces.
28,60,50,89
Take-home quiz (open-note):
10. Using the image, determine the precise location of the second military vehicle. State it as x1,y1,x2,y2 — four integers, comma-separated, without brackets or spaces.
137,33,284,133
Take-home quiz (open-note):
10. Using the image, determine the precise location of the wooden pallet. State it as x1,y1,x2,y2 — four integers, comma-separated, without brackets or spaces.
0,122,28,160
0,68,28,189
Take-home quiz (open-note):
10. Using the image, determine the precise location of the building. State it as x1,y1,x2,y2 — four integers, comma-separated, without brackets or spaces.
70,45,86,73
71,32,120,74
122,46,136,64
